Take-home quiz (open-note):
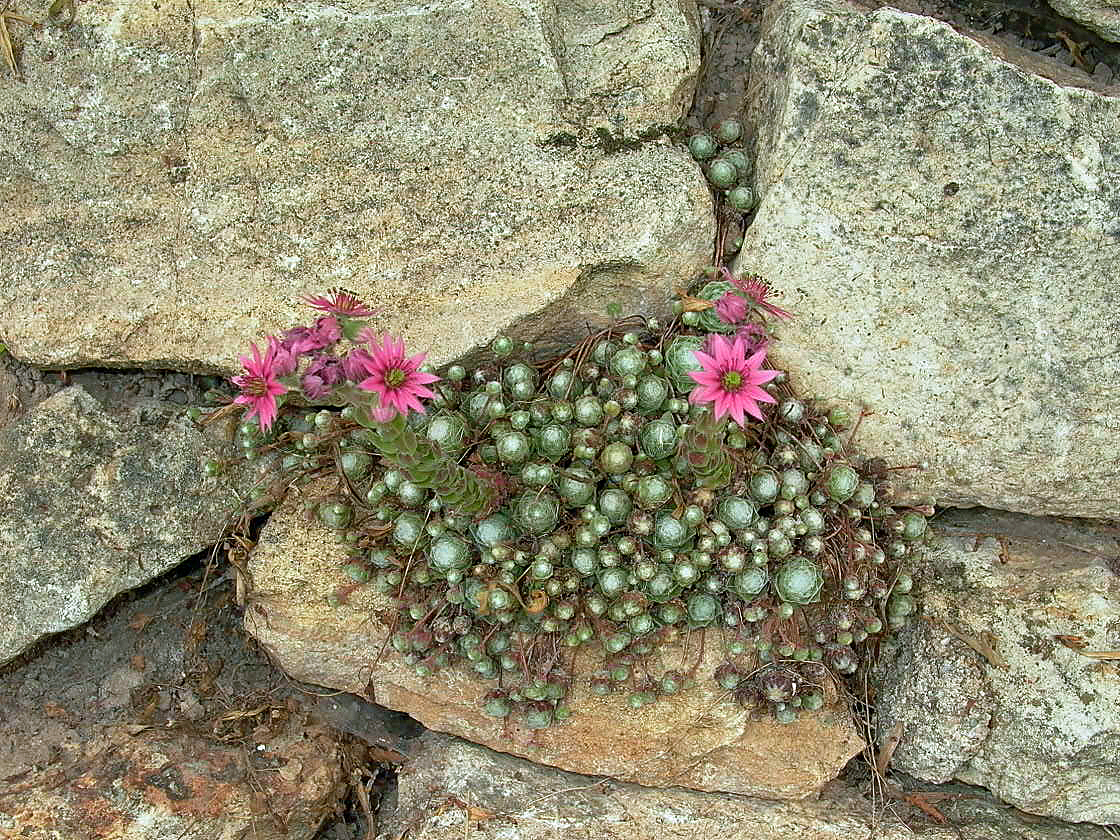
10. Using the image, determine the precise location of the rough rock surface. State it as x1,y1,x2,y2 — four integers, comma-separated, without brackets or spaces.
736,0,1120,518
0,352,59,430
242,486,865,799
0,385,252,665
874,510,1120,824
0,0,709,372
378,731,1115,840
0,721,344,840
1047,0,1120,45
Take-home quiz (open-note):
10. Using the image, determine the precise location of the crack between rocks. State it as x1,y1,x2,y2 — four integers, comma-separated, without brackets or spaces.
589,11,656,48
542,3,575,99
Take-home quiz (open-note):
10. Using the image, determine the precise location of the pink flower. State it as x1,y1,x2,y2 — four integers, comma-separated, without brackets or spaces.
356,334,440,419
300,354,344,399
734,322,770,354
370,404,398,423
278,316,342,359
721,268,792,321
278,325,318,356
231,338,288,431
702,327,767,358
271,341,299,376
311,315,342,346
715,291,747,324
341,348,372,382
302,288,379,318
687,334,781,427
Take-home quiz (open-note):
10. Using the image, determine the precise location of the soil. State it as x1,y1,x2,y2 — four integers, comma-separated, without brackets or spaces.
0,554,280,786
0,348,229,429
882,0,1120,84
0,538,422,838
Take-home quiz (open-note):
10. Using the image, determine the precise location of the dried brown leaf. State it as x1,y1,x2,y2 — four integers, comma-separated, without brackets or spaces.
524,589,548,614
938,619,1007,669
128,612,155,632
43,702,68,720
674,288,715,312
216,705,268,723
876,720,903,774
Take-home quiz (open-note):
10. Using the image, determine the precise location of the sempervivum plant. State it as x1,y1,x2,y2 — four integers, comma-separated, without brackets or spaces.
688,120,756,262
219,280,930,729
684,121,757,264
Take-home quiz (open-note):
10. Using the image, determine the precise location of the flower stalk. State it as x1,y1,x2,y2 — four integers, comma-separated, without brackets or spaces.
355,409,498,516
681,408,733,489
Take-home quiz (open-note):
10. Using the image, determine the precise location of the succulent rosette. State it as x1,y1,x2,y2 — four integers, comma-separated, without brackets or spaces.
219,282,929,729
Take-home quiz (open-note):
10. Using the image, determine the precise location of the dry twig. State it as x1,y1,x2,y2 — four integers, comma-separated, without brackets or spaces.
1054,29,1092,71
1055,635,1120,660
876,720,904,776
937,618,1008,670
0,2,33,80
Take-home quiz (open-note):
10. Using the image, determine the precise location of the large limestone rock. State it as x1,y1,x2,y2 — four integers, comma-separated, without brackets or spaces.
736,0,1120,518
379,731,1116,840
243,488,865,799
874,510,1120,825
0,386,251,664
0,0,709,372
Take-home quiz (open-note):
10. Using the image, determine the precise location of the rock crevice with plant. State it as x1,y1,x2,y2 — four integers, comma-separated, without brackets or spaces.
218,276,929,740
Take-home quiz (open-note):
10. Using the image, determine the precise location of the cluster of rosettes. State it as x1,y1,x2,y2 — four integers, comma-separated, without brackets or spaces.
688,120,756,215
234,320,928,730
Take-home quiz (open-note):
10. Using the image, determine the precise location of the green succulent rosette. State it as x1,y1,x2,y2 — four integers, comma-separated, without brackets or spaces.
695,280,738,334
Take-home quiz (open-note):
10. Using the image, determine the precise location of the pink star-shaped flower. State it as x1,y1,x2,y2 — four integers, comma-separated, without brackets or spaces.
687,333,781,427
231,338,288,431
721,268,792,321
356,332,440,420
301,288,379,318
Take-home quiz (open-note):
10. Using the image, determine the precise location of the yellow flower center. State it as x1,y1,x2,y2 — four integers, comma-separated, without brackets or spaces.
721,370,743,391
386,368,406,387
